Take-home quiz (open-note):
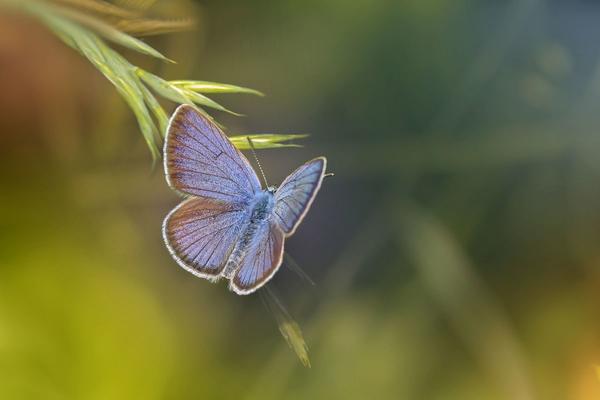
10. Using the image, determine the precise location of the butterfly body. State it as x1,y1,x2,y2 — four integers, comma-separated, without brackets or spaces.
163,105,327,295
222,189,275,279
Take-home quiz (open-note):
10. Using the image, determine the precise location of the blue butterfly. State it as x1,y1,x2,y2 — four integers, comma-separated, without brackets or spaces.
162,105,327,295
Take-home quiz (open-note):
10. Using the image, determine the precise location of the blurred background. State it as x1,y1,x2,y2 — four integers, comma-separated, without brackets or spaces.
1,0,600,399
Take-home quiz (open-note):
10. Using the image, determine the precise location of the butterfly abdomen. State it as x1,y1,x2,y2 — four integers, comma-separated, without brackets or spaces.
221,191,275,279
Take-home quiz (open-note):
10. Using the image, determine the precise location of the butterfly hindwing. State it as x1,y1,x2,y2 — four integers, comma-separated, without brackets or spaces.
229,220,285,294
273,157,326,235
163,197,247,280
164,105,261,204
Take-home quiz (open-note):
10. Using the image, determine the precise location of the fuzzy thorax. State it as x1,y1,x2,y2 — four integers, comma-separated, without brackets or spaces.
221,190,275,279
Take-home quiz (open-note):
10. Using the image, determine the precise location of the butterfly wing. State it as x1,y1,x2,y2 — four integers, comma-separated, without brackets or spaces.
163,197,248,280
164,104,261,204
229,220,285,295
273,157,326,235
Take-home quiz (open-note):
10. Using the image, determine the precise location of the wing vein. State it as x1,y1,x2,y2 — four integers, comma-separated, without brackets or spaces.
171,211,240,243
192,121,257,193
177,131,243,190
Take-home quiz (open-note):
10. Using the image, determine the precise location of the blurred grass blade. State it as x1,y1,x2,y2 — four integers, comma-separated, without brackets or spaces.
54,0,141,18
283,253,315,286
397,203,535,400
170,80,264,96
229,134,308,149
260,286,311,368
115,17,195,36
52,4,174,62
115,0,158,12
54,0,195,36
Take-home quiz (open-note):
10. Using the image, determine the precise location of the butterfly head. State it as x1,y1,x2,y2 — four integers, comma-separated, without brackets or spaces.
267,185,278,194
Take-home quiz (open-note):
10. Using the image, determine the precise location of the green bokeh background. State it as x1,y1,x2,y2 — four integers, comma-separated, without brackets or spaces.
1,0,600,399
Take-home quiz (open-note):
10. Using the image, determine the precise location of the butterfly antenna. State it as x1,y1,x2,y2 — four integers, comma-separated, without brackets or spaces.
247,137,270,188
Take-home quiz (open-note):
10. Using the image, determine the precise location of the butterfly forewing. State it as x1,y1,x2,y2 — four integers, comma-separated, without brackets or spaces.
163,197,247,279
230,220,285,294
164,105,261,204
273,157,326,235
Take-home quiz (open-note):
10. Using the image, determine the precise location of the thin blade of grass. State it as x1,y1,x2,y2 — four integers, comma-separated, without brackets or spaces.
170,80,264,96
138,82,169,136
138,70,242,116
136,69,225,129
136,69,194,105
229,134,308,149
59,21,161,159
184,90,243,116
95,41,161,159
283,252,315,286
260,286,311,368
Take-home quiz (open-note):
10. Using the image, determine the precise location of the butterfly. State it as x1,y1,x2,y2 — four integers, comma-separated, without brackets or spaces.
162,105,327,295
